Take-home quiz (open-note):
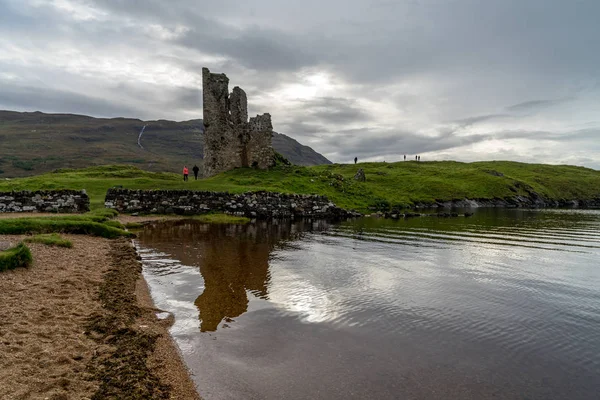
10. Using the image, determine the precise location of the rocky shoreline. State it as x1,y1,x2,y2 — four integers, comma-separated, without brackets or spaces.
106,188,600,222
412,196,600,209
105,188,361,219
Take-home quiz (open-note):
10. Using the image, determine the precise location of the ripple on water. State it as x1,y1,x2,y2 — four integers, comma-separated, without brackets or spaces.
134,211,600,400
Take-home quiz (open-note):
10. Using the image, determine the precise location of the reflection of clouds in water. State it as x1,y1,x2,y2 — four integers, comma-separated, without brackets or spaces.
269,273,338,324
134,212,600,400
267,242,409,325
363,260,400,292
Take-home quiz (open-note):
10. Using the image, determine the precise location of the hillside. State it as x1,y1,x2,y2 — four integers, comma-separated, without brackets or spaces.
0,110,331,178
272,132,331,166
1,162,598,212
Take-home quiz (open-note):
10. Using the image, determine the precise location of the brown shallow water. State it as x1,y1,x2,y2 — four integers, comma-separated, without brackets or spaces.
136,209,600,399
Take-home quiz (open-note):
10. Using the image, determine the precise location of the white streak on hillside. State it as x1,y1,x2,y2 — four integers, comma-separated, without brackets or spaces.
137,125,146,150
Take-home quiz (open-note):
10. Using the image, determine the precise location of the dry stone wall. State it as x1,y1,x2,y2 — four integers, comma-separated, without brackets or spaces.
202,68,275,177
104,189,359,220
0,190,89,213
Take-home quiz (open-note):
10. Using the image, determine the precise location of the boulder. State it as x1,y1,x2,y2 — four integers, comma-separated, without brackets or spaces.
354,168,366,182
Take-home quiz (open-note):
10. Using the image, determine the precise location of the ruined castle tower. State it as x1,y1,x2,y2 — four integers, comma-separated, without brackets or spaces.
202,67,275,177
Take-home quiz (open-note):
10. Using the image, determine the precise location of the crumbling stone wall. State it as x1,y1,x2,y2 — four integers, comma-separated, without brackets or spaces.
104,189,359,220
202,68,275,177
0,190,89,213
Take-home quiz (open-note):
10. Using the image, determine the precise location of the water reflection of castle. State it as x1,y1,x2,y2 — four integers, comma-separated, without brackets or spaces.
138,219,331,331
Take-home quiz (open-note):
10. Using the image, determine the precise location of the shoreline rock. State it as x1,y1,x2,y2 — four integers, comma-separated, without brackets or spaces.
413,196,600,209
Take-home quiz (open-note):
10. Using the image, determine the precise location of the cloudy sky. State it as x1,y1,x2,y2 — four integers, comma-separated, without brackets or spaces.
1,0,599,168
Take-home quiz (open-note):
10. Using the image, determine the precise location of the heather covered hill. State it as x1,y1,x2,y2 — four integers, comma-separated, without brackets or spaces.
0,110,331,177
272,132,331,166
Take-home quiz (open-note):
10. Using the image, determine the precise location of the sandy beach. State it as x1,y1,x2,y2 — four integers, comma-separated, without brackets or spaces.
0,230,200,399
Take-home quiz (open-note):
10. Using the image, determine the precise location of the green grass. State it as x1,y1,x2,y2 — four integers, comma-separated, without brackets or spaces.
0,242,33,272
0,210,133,239
0,218,133,238
0,162,599,212
24,233,73,248
190,214,251,224
123,214,250,227
103,220,126,229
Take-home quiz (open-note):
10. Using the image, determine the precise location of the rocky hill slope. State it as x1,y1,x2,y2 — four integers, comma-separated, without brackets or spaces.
0,110,331,177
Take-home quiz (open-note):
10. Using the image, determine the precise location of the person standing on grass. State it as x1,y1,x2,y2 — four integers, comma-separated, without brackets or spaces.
192,165,200,180
354,157,358,164
404,155,406,161
183,166,189,181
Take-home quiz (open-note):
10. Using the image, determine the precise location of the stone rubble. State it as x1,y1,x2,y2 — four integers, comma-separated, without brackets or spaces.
353,168,366,182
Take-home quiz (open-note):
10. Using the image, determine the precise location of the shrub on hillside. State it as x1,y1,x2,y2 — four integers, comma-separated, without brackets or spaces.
12,160,34,171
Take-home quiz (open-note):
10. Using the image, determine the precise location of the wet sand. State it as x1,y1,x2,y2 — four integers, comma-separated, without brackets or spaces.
0,233,199,399
136,263,201,400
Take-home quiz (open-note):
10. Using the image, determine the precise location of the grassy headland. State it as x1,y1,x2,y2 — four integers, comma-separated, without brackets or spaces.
0,162,599,212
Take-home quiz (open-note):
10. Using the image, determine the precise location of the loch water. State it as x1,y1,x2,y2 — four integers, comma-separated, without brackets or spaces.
136,209,600,400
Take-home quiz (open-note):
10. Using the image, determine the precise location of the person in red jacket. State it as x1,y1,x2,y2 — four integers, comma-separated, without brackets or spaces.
183,166,189,181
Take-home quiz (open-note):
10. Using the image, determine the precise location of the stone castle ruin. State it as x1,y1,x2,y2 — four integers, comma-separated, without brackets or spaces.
202,67,275,177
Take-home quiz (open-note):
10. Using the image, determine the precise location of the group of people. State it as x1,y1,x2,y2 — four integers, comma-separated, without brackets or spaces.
353,155,423,164
182,165,200,181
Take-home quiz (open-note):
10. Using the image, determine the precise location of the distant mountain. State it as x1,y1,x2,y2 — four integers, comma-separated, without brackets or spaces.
272,132,331,166
0,110,331,177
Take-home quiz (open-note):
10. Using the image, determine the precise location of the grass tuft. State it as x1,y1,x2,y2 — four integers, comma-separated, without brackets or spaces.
103,219,126,229
88,208,119,219
24,233,73,248
0,242,33,272
0,218,133,239
124,222,144,229
191,213,251,224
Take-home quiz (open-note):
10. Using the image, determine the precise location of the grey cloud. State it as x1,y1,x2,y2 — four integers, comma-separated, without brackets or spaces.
176,27,321,72
0,83,143,118
319,127,600,162
493,128,600,143
505,98,570,113
1,0,599,168
450,96,576,130
278,122,328,137
453,114,512,128
318,128,488,161
267,96,372,144
43,0,600,86
297,97,370,125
